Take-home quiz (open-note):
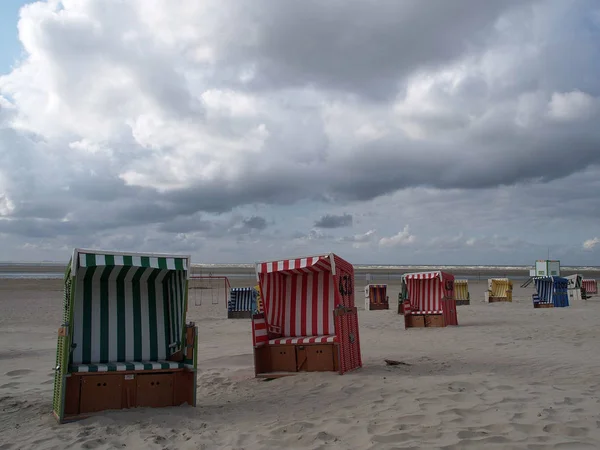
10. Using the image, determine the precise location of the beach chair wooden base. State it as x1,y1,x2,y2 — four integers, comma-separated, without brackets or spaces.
405,313,445,328
227,310,253,319
534,303,554,308
61,367,196,421
254,342,340,377
488,297,512,303
455,300,470,306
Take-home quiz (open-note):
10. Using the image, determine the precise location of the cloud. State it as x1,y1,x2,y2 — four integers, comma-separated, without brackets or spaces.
583,237,600,250
292,229,332,242
379,226,416,248
339,229,376,248
548,91,599,122
1,0,600,264
314,213,353,229
242,216,268,231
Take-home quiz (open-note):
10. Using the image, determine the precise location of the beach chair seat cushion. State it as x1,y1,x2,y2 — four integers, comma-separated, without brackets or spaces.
69,360,185,373
268,335,338,345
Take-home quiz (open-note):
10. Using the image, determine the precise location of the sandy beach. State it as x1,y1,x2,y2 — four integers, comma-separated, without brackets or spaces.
1,273,600,449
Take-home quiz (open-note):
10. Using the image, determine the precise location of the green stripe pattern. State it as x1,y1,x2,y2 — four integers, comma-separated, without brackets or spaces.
79,253,188,270
70,252,188,366
69,361,184,372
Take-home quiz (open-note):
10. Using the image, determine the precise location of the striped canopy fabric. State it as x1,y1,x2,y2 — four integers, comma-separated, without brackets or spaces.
534,276,569,307
583,279,598,294
365,284,387,303
403,271,454,313
256,254,333,276
256,253,342,338
228,287,257,312
489,278,512,297
454,280,469,301
68,249,190,366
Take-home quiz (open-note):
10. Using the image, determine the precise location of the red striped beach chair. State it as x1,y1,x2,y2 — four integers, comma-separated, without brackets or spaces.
583,279,598,296
364,284,389,310
251,253,362,377
52,249,197,423
401,271,458,328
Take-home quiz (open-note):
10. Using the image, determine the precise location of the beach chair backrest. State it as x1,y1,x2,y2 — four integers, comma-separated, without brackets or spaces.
69,250,190,365
256,254,338,338
365,284,387,304
404,271,454,312
229,287,257,312
454,280,469,301
534,277,553,303
490,278,511,298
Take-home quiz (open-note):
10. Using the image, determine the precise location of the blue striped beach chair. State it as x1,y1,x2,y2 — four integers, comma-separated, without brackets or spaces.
52,249,198,423
228,287,258,319
532,276,569,308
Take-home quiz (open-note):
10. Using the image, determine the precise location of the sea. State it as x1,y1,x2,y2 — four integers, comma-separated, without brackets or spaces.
1,262,599,281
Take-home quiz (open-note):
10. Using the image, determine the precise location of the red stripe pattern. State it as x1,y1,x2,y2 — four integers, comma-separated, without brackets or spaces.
268,335,338,345
404,272,444,312
259,270,336,337
334,257,362,373
251,313,268,346
583,279,598,294
403,271,457,326
257,255,332,275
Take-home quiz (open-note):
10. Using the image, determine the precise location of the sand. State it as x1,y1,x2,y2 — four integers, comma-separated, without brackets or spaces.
1,276,600,449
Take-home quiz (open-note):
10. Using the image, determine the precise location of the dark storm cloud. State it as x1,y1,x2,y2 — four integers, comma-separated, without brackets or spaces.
314,214,353,229
216,0,531,99
243,216,268,230
1,0,600,263
158,214,215,234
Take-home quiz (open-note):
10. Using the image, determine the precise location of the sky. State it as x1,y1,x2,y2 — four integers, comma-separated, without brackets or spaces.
0,0,599,266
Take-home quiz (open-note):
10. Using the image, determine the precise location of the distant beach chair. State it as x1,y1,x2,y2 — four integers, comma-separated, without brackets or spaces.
251,253,362,377
400,271,458,328
566,274,584,302
228,287,258,319
454,279,470,305
532,276,569,308
582,279,598,297
485,278,513,303
364,284,389,310
254,283,264,313
52,249,197,423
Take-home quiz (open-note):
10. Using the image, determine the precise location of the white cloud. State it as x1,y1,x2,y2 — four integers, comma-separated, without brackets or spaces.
548,91,599,122
0,194,14,216
583,237,600,250
379,226,416,248
339,229,377,249
1,0,600,264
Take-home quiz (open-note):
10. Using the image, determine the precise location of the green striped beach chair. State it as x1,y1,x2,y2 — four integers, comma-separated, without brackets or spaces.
52,249,198,423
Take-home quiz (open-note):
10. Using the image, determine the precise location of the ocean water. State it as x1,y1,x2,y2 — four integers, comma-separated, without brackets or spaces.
0,271,539,281
0,272,64,279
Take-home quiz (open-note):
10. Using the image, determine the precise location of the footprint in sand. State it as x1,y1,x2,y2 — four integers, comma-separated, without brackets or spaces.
0,382,20,389
5,369,32,377
552,443,595,450
543,423,589,437
371,432,419,444
457,430,489,439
